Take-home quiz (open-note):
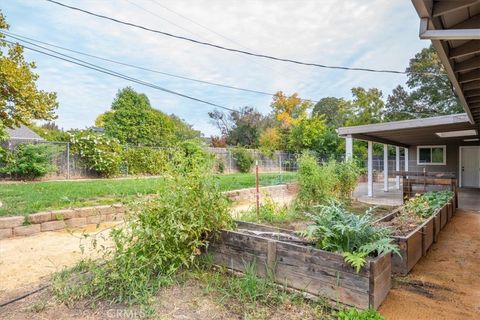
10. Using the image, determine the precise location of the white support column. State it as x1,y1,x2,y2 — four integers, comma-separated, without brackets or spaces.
395,146,400,190
345,135,353,160
384,144,389,192
368,141,373,197
404,148,409,172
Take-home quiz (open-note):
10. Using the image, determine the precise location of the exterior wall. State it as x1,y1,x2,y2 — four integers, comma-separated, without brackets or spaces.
408,141,479,178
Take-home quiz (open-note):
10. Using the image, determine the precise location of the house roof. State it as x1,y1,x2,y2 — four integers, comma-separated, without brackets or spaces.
337,113,479,147
5,125,44,141
412,0,480,124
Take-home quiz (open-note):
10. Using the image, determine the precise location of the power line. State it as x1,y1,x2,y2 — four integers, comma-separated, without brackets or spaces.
45,0,437,77
2,31,318,103
3,38,237,113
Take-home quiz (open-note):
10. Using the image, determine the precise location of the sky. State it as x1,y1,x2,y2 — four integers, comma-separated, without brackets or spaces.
2,0,429,136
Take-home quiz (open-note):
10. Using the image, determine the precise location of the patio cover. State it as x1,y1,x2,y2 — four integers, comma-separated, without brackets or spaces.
412,0,480,124
337,113,478,146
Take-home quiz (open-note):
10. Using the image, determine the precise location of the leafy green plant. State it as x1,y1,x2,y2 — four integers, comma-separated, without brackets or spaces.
297,153,355,207
0,144,57,180
52,154,232,306
238,195,298,223
123,146,168,175
69,130,122,177
335,307,384,320
232,146,254,173
403,190,453,219
298,201,398,272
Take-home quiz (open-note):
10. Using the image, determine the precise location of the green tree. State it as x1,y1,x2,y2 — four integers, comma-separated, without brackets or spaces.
346,87,384,126
287,114,327,153
270,91,312,129
312,97,351,128
208,106,270,147
30,122,69,141
0,11,58,140
384,45,463,121
101,87,176,146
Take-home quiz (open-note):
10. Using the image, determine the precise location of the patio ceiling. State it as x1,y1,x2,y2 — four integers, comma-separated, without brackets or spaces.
337,114,479,146
412,0,480,124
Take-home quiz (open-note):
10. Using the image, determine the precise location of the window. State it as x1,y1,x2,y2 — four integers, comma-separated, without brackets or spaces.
417,146,446,165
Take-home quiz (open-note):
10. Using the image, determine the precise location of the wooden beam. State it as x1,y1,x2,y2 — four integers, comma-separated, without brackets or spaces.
458,69,480,83
450,41,480,59
464,88,480,98
466,97,480,104
450,14,480,29
454,55,480,73
433,0,480,17
463,80,480,91
352,134,409,148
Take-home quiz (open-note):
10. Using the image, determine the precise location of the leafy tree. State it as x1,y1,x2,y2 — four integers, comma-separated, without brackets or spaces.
287,114,327,153
259,127,281,158
312,97,351,127
101,87,176,146
346,87,384,126
270,91,312,129
168,114,201,140
208,106,270,147
0,11,58,140
384,45,463,121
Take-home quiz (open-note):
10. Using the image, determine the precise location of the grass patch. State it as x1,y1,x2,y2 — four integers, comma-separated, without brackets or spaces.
0,172,296,216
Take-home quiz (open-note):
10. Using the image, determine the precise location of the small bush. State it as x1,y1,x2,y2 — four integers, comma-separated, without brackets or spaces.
69,131,122,177
52,154,232,306
296,153,361,207
239,195,298,224
0,144,57,180
123,146,168,175
232,146,254,173
215,157,225,173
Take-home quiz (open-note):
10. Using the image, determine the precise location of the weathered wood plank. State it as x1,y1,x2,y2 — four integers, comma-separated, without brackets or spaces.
422,217,434,256
407,231,423,272
440,207,448,229
370,254,391,309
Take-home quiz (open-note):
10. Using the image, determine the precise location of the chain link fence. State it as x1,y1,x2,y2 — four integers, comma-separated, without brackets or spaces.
1,140,301,180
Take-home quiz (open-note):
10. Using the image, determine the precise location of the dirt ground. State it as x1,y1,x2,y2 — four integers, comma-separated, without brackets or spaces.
379,209,480,319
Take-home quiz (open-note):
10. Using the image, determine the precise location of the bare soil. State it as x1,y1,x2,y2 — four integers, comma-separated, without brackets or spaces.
379,209,480,319
376,210,424,236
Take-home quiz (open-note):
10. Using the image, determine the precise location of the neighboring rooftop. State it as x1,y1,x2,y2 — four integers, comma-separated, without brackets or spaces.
5,125,44,141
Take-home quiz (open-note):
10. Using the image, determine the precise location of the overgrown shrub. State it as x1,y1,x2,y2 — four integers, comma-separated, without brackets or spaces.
296,153,361,207
0,144,57,180
232,146,254,173
52,154,232,306
69,131,122,177
298,201,398,272
123,146,168,175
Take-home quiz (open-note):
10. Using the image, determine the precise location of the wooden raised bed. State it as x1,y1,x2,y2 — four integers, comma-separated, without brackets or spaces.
207,221,391,310
376,197,455,275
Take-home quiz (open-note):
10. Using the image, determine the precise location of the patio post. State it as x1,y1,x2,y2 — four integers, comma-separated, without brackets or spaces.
345,135,353,159
395,146,400,190
404,148,409,172
384,144,389,192
368,141,373,197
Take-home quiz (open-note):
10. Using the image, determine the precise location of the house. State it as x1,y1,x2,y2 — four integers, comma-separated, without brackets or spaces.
338,1,480,206
4,125,44,149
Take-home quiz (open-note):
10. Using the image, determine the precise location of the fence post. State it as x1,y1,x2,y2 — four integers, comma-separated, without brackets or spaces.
255,160,260,218
66,142,70,179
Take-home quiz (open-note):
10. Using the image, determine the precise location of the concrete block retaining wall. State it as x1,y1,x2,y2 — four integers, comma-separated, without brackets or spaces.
0,183,298,239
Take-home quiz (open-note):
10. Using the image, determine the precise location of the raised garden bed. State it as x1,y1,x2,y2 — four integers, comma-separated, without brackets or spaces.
207,221,391,310
375,196,456,276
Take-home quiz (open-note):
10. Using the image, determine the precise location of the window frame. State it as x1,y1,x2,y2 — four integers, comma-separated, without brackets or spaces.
416,145,447,165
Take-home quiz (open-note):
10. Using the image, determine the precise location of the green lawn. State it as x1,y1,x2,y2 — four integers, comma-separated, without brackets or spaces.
0,172,296,217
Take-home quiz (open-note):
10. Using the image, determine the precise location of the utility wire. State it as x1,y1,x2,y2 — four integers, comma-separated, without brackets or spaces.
45,0,438,77
1,31,317,103
4,38,237,112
